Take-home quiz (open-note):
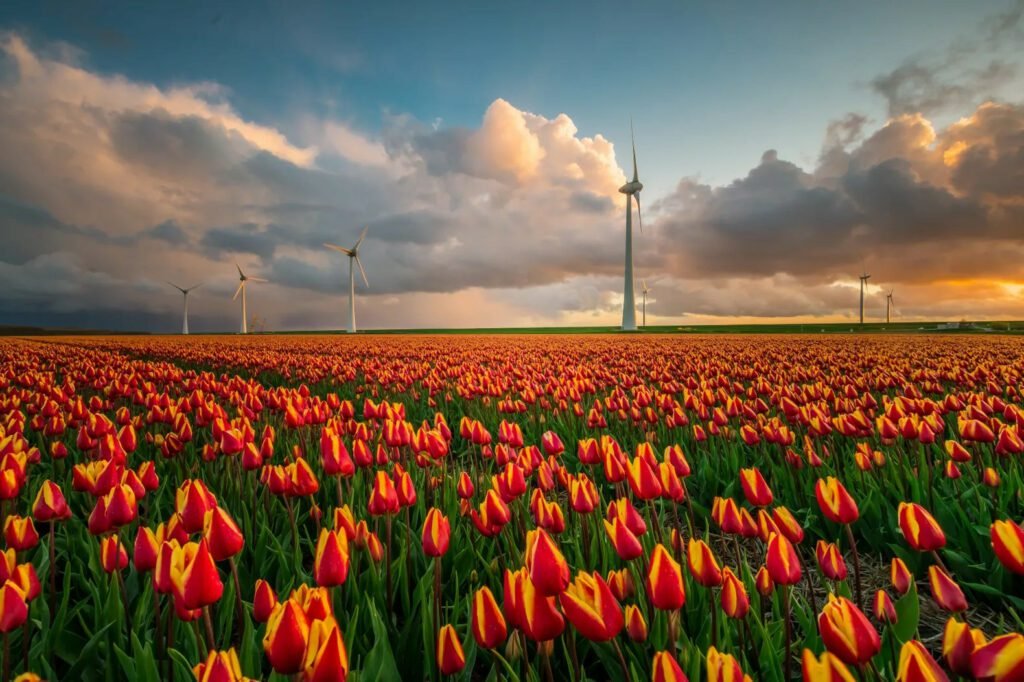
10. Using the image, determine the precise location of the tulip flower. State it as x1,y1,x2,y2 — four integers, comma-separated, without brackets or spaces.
801,649,856,682
874,590,897,624
173,539,224,610
971,632,1024,680
604,517,644,561
367,471,399,516
193,648,250,682
739,467,773,507
927,566,966,612
3,517,38,552
755,566,774,596
815,477,859,525
506,568,564,642
253,579,278,624
626,455,662,500
133,527,159,573
896,640,948,682
652,651,688,682
303,616,349,682
558,571,623,642
815,540,847,581
707,647,751,682
313,529,349,588
766,532,802,585
991,520,1024,574
263,600,310,674
625,604,647,642
818,595,880,666
203,507,245,562
687,538,723,588
31,481,71,522
720,567,750,619
942,617,986,677
525,529,569,596
177,480,218,534
646,544,685,611
100,535,129,573
0,580,28,633
898,503,946,552
891,558,913,596
471,586,507,649
422,508,450,558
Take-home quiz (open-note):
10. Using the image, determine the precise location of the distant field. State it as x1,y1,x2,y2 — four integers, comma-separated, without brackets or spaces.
4,321,1023,336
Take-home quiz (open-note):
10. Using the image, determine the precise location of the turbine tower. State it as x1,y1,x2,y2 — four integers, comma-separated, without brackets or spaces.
858,272,871,325
233,264,267,334
619,124,643,331
886,289,894,324
640,279,650,328
325,227,369,333
167,281,201,335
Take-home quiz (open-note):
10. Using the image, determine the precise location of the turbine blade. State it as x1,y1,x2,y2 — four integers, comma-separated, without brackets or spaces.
188,282,203,292
236,262,245,279
354,226,368,251
634,193,643,232
325,243,353,256
232,282,244,300
166,281,185,293
248,277,268,283
355,255,369,288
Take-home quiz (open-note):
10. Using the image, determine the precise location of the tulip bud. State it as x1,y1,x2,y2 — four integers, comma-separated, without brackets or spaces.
818,595,880,666
436,624,466,676
625,604,647,642
646,544,685,611
203,508,245,562
422,508,451,558
800,649,855,682
927,565,967,613
100,535,129,573
890,558,913,596
873,590,897,625
253,579,278,624
898,502,946,552
942,617,986,676
652,651,688,682
471,586,507,649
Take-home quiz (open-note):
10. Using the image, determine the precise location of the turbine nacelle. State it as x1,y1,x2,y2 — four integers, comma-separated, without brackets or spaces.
618,180,643,194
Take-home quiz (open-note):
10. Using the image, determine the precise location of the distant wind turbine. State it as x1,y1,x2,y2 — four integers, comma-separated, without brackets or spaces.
859,272,871,325
325,227,369,333
619,123,643,331
886,289,895,324
233,264,267,334
167,281,202,335
640,279,650,328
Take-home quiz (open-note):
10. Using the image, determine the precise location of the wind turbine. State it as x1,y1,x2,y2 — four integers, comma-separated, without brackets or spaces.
233,264,267,334
619,123,643,331
858,272,871,325
167,281,202,335
886,289,894,324
324,227,369,333
640,279,650,328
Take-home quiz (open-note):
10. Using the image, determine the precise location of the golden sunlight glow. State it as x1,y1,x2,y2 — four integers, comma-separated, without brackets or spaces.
943,140,968,166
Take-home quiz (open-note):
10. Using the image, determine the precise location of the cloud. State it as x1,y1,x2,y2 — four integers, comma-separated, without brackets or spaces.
1,28,1024,331
651,100,1024,291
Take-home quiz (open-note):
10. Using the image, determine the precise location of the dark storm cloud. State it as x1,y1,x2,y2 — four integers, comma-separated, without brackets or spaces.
871,59,1017,117
652,101,1024,288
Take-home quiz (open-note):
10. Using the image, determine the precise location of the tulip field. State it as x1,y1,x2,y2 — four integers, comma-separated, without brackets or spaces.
3,333,1024,682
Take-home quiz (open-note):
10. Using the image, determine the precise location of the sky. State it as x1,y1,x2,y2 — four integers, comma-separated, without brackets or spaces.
1,0,1023,332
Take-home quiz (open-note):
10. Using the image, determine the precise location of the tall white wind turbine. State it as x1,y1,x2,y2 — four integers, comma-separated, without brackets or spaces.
619,125,643,331
233,264,267,334
640,279,650,328
886,289,894,324
324,227,369,333
167,281,202,335
858,272,871,325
